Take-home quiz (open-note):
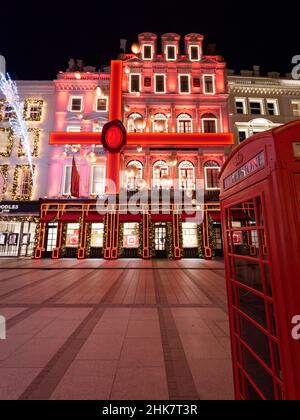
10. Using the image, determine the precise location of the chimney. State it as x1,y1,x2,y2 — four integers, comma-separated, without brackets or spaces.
253,65,260,77
0,54,6,74
120,39,127,53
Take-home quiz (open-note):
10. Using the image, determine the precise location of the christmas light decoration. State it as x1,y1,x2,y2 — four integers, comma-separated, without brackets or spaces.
0,73,35,184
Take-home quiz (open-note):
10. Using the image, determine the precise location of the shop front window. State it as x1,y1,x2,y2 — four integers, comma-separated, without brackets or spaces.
182,223,198,248
46,223,58,252
123,223,139,248
66,223,80,248
90,223,104,248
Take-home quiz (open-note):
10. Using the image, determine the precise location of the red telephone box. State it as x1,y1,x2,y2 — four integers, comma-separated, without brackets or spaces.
219,120,300,400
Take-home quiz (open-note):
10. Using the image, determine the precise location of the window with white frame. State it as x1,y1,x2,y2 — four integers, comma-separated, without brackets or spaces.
249,99,264,115
154,74,166,93
69,97,83,112
95,97,108,112
166,45,176,61
129,74,141,93
202,113,217,133
67,126,81,132
179,75,190,94
127,112,144,133
182,223,198,248
179,161,195,190
152,160,169,189
292,100,300,117
266,99,279,116
62,165,72,195
189,45,200,61
126,160,143,190
4,105,14,120
203,75,215,94
235,98,247,114
177,113,193,133
238,129,248,143
90,165,105,195
204,161,220,190
153,113,168,132
28,105,41,120
142,44,153,60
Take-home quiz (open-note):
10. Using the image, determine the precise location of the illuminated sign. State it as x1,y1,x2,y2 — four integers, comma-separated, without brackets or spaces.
293,142,300,158
224,151,265,190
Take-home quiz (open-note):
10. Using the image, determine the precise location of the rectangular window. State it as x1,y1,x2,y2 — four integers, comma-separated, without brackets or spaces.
63,165,72,195
69,97,83,112
177,119,192,133
238,129,248,143
19,167,34,198
66,223,80,248
129,74,141,93
4,105,14,120
202,119,217,133
155,74,166,93
90,223,104,248
29,106,41,120
182,223,198,248
292,101,300,116
203,75,215,94
179,75,190,94
189,45,200,61
205,167,220,190
266,99,279,116
90,165,105,195
96,97,108,112
0,129,10,154
166,45,176,60
249,100,263,115
142,45,152,60
235,99,247,114
123,223,139,248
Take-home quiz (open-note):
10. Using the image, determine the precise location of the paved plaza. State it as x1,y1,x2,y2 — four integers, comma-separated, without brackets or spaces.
0,258,234,400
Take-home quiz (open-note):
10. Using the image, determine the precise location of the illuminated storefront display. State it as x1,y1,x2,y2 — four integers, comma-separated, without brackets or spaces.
123,223,139,248
91,223,104,248
66,224,80,248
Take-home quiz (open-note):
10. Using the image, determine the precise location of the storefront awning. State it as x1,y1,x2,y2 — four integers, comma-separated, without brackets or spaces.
59,213,82,222
150,214,173,222
85,213,105,223
119,214,142,223
40,212,57,223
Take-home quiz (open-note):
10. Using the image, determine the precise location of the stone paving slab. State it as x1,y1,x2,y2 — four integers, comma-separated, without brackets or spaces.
0,258,234,400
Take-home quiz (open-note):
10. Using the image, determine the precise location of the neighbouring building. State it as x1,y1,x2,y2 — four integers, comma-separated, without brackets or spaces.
35,33,234,260
228,66,300,144
0,74,54,257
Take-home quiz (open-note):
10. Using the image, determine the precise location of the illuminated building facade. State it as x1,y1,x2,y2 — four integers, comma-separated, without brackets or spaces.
0,80,54,256
35,33,234,260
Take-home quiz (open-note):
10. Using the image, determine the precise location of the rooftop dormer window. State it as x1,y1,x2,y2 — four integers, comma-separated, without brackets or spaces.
189,45,200,61
142,44,153,60
166,45,176,61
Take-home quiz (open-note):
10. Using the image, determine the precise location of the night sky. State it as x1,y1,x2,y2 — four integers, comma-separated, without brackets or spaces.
1,0,299,80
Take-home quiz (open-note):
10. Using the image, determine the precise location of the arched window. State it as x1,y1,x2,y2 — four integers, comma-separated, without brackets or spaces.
178,160,195,190
204,160,220,190
177,113,193,133
201,113,217,133
126,160,143,190
152,113,168,132
152,160,169,189
127,113,144,133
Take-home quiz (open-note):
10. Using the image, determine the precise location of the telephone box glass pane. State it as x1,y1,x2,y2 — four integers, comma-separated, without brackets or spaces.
239,315,271,366
234,258,263,293
237,287,267,329
245,378,263,400
242,346,275,400
232,231,259,257
229,200,256,227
